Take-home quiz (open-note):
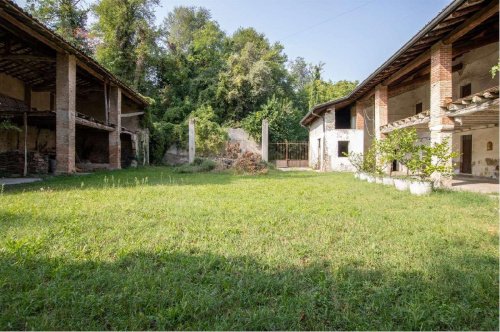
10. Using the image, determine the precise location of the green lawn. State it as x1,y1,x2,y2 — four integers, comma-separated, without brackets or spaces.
0,167,498,330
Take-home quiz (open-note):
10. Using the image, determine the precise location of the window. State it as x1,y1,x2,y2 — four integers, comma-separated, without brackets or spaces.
460,83,471,98
335,108,352,129
338,141,349,157
415,102,423,114
487,141,493,151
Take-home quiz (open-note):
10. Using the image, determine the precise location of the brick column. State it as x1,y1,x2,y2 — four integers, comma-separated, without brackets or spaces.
108,86,122,169
355,101,364,130
55,53,76,174
430,42,454,187
374,84,388,140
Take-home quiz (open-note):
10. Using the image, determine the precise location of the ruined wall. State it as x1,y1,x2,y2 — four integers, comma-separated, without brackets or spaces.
452,42,499,99
0,73,24,100
359,98,375,155
121,116,140,131
452,127,499,178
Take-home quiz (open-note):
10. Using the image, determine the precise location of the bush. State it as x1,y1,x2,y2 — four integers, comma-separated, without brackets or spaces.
233,152,268,175
407,138,458,181
174,158,217,173
191,105,228,157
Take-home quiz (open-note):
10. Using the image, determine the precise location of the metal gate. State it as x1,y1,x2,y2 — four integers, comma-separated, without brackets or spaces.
270,142,308,168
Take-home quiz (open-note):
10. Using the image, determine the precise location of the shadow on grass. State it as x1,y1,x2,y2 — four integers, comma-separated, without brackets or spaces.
0,167,321,195
0,247,497,330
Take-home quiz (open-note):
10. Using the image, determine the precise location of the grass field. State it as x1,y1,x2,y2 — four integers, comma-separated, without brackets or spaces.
0,167,498,330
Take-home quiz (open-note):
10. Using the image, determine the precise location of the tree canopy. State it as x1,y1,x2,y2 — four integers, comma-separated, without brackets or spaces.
25,1,359,163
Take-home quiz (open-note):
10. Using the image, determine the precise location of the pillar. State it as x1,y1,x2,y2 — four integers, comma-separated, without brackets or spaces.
108,86,121,169
188,118,195,163
374,84,388,140
429,42,454,187
55,53,76,174
261,119,269,162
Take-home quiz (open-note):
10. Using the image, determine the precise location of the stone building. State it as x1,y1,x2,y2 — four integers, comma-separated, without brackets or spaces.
0,0,149,176
301,0,498,184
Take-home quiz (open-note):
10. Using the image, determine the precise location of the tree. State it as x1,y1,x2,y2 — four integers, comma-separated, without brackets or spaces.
241,95,307,143
92,0,160,91
216,28,291,121
25,0,91,52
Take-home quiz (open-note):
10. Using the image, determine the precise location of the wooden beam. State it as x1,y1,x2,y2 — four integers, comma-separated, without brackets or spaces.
0,54,54,62
443,1,499,44
75,117,114,132
383,50,430,86
121,111,144,118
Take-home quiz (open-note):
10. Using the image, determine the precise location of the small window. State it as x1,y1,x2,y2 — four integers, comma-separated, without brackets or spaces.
338,141,349,157
487,141,493,151
460,83,471,98
415,102,423,114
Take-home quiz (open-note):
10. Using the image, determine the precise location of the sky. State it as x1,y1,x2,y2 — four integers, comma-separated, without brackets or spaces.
153,0,452,82
16,0,453,82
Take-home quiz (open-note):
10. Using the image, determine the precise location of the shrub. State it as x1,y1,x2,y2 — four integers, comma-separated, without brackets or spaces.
407,138,458,181
191,105,228,157
378,128,418,175
233,152,268,175
344,151,363,172
174,158,217,173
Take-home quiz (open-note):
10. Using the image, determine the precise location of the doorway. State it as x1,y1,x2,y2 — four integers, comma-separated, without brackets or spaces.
461,135,472,174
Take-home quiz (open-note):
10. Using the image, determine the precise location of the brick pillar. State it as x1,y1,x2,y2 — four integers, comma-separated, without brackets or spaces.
55,53,76,174
355,101,364,130
430,42,454,187
108,86,121,169
374,84,388,140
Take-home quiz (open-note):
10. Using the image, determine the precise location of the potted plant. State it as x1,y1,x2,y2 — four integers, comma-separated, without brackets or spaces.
362,141,380,183
406,138,457,195
393,176,410,191
345,151,364,180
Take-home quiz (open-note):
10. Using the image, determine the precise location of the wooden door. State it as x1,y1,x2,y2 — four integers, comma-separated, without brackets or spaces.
461,135,472,174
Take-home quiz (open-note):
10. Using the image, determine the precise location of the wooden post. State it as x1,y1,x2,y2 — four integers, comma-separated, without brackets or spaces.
189,118,195,163
261,119,268,162
23,112,27,177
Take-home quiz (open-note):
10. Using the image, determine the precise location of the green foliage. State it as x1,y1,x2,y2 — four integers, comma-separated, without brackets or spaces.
25,0,91,52
0,120,21,132
174,157,216,173
149,121,187,164
378,128,419,174
363,140,384,175
491,59,500,78
407,138,458,181
92,0,160,90
241,95,307,143
191,105,228,157
344,151,364,172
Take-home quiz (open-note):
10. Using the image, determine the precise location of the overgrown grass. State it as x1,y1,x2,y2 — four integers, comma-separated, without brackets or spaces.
0,167,498,330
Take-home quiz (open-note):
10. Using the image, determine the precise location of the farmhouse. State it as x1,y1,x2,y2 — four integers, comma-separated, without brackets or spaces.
301,0,499,185
0,0,149,176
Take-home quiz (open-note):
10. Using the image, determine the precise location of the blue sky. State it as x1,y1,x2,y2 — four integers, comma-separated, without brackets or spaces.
154,0,452,82
16,0,452,82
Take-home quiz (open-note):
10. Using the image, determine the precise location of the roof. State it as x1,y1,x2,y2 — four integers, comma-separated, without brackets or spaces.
0,0,149,107
300,0,494,126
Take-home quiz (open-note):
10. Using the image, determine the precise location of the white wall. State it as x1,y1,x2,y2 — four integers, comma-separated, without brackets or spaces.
452,127,499,178
307,111,364,172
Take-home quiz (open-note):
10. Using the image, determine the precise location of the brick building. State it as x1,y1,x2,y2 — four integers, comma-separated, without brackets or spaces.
301,0,498,185
0,0,149,176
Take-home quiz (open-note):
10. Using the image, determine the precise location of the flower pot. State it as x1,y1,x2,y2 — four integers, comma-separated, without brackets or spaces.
409,180,432,195
393,178,409,191
366,174,375,183
354,172,360,179
359,172,367,181
382,177,394,186
375,176,383,184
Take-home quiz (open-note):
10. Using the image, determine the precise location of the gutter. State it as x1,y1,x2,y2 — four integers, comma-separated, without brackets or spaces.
300,0,467,126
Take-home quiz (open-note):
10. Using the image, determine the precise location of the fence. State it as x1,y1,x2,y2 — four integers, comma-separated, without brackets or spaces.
269,142,308,168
